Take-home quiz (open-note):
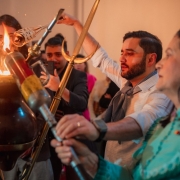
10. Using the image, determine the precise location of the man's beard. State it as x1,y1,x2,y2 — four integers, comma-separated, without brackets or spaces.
121,55,146,80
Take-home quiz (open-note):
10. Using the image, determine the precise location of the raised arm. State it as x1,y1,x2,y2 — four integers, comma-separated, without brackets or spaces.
57,13,99,55
58,13,123,87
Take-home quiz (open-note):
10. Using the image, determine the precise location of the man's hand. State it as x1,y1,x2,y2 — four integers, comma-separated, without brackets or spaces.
57,13,99,56
55,114,99,141
51,138,98,177
57,13,79,26
40,69,60,91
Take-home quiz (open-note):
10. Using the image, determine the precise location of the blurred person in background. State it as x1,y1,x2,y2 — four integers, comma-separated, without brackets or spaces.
74,54,97,120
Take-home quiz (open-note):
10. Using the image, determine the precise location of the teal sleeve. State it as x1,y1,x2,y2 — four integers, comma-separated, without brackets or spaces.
94,156,133,180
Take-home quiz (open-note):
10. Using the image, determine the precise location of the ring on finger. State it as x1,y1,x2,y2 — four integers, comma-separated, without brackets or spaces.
77,122,81,127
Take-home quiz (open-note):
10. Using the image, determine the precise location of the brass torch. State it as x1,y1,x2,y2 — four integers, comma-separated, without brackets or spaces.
48,0,100,176
11,9,64,63
50,0,100,113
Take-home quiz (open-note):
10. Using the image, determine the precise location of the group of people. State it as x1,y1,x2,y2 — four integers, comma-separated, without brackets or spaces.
51,14,180,180
0,8,180,180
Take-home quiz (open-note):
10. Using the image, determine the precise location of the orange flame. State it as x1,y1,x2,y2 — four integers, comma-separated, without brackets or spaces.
2,23,10,51
0,70,10,75
0,23,11,75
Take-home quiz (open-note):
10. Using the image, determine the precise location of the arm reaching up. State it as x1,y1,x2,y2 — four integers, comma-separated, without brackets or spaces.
57,13,100,55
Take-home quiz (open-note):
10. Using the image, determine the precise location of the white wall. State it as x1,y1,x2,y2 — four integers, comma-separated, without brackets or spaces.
1,0,180,80
0,0,78,51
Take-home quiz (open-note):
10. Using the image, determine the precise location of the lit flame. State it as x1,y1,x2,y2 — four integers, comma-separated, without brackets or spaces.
0,70,10,75
0,23,11,75
2,23,10,51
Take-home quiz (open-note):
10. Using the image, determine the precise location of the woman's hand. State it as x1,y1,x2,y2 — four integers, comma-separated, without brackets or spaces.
51,138,98,177
57,13,79,26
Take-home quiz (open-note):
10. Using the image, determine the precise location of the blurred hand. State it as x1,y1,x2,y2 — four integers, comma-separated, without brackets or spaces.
55,114,99,141
57,13,79,26
40,69,60,91
51,138,98,177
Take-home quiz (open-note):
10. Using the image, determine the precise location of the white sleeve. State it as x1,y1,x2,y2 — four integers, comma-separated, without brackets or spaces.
91,47,124,88
127,91,173,137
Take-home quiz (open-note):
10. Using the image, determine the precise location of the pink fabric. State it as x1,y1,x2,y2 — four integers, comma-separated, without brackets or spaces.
82,109,90,121
59,165,66,180
87,73,97,93
83,73,96,120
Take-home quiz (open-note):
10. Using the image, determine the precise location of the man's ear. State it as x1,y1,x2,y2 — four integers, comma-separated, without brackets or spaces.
147,53,157,66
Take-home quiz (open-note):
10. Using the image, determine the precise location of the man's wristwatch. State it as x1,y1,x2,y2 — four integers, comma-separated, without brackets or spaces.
91,119,107,142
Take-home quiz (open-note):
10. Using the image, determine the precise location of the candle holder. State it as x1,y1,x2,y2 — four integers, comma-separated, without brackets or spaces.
0,75,38,171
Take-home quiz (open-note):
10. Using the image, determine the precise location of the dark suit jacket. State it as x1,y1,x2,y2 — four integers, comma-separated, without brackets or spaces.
53,63,89,116
30,62,88,162
48,63,93,180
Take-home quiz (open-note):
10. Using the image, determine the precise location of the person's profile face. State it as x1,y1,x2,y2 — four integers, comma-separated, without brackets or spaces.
156,36,180,94
0,24,16,52
119,37,146,80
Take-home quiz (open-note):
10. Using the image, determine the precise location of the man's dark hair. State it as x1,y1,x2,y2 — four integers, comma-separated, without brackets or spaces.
0,14,28,58
45,33,67,51
76,54,85,58
123,30,162,62
175,30,180,48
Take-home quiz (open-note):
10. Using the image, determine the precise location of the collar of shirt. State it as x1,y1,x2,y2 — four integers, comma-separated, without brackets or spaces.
122,72,158,94
138,72,158,92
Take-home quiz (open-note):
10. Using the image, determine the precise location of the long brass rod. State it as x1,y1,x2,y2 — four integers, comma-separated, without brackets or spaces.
21,123,49,180
20,9,64,180
73,0,100,56
50,0,100,114
23,0,100,179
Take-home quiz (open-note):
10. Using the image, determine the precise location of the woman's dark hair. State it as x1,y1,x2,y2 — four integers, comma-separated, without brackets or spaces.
45,33,68,51
0,14,21,30
0,14,28,58
175,30,180,38
123,30,162,63
76,54,89,73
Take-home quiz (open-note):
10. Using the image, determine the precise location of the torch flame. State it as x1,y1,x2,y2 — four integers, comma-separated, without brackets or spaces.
0,23,11,75
2,23,10,51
